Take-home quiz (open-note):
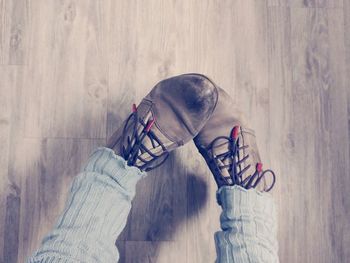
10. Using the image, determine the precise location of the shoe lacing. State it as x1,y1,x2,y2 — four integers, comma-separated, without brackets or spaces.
207,125,276,191
120,104,169,172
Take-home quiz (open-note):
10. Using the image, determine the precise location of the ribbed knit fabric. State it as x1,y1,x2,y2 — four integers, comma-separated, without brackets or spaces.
27,147,146,263
27,148,279,263
214,185,279,263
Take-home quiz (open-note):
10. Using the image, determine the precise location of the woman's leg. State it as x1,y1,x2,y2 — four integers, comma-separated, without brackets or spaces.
214,185,279,263
28,147,145,263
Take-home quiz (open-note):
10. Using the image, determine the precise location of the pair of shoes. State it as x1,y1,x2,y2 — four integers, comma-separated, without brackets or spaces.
107,74,275,192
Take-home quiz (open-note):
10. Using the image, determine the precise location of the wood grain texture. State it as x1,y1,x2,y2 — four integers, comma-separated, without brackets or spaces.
327,9,350,262
289,13,330,262
0,0,5,64
125,241,184,263
266,6,293,261
345,0,350,144
268,0,343,8
23,0,108,138
289,7,347,263
0,0,27,65
0,67,19,263
0,1,349,263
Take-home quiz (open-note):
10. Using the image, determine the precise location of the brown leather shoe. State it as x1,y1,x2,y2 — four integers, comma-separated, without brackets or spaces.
194,86,276,191
107,73,218,171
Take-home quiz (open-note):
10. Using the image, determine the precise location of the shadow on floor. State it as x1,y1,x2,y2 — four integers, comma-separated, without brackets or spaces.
115,151,209,262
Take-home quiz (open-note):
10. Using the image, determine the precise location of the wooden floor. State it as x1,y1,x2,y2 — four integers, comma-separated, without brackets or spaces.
1,0,349,262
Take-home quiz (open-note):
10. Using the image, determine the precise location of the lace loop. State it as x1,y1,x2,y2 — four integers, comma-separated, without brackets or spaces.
120,105,169,172
207,126,276,191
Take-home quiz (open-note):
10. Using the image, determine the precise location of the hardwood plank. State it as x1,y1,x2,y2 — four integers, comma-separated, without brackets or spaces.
115,241,126,263
21,0,56,138
2,0,27,65
0,65,25,263
106,0,139,139
15,139,104,262
107,0,178,141
23,0,108,138
3,187,20,263
288,7,348,262
14,139,46,262
268,0,343,7
345,0,350,135
267,6,293,261
119,152,187,242
0,66,20,263
0,0,27,65
267,6,349,262
184,144,219,263
0,67,11,263
125,241,184,263
290,8,331,263
0,0,4,64
327,9,350,262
